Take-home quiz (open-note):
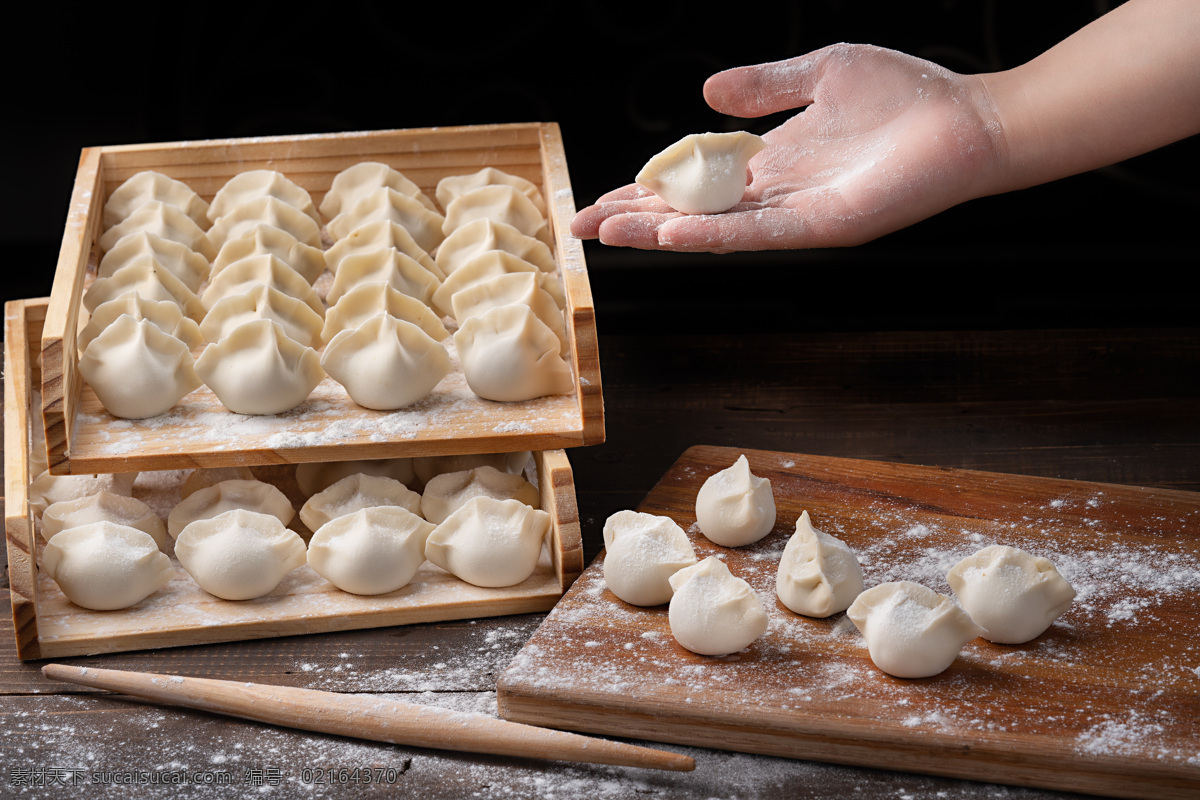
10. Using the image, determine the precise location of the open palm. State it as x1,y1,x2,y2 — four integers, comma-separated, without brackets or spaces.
571,45,1005,253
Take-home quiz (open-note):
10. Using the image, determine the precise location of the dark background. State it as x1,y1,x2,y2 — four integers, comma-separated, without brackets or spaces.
6,0,1196,335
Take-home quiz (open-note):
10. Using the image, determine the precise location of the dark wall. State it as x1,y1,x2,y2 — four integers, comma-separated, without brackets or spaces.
6,1,1196,334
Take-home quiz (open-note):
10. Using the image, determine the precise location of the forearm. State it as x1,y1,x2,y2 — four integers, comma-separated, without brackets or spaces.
978,0,1200,197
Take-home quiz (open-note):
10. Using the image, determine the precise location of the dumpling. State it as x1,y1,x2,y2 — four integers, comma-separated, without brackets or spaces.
326,187,446,253
41,490,169,551
180,467,256,499
78,291,205,352
42,522,174,610
199,253,324,316
195,320,325,415
946,545,1076,644
601,510,697,607
775,511,864,618
454,304,574,402
98,200,216,259
200,284,325,348
175,509,307,600
103,170,210,231
436,167,547,217
441,184,551,247
206,195,323,251
97,231,210,292
321,282,448,345
424,496,551,588
421,465,540,525
79,315,201,419
29,470,137,519
320,161,437,218
411,452,530,489
431,250,563,317
325,247,442,308
694,454,776,547
668,556,768,655
434,218,556,276
211,224,326,285
449,272,567,354
847,581,986,679
299,473,422,532
207,169,320,226
324,220,441,280
167,477,295,539
321,314,450,410
636,131,766,215
308,506,435,595
83,259,206,321
296,458,416,497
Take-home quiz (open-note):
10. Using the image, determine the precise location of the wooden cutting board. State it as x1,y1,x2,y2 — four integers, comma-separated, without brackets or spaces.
497,445,1200,800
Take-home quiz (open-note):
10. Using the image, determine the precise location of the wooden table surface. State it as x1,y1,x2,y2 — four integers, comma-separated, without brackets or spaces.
3,324,1198,799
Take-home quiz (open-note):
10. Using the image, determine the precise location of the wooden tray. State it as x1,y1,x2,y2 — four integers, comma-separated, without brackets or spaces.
496,445,1200,800
41,123,603,476
8,299,585,660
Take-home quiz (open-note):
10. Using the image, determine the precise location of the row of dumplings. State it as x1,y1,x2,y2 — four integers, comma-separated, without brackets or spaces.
78,161,575,419
601,455,1077,678
34,451,551,611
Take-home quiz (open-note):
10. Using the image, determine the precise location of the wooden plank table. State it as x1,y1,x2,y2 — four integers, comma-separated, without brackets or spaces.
4,325,1198,798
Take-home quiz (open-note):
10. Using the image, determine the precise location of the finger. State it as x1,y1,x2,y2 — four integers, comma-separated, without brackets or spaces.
596,211,684,250
704,45,843,117
595,184,655,204
656,200,854,253
571,193,675,239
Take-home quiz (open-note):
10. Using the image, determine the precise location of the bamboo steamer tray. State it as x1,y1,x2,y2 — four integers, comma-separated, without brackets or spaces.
41,123,603,476
496,445,1200,800
7,298,585,660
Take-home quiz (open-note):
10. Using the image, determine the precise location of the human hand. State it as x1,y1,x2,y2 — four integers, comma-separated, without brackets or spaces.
571,44,1006,253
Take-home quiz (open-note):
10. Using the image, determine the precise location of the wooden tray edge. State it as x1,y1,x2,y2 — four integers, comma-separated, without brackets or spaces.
5,300,41,659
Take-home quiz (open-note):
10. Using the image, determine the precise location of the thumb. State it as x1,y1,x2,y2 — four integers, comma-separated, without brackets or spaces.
704,46,836,117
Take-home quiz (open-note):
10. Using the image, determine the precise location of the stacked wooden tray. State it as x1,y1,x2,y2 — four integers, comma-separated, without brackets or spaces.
5,124,599,658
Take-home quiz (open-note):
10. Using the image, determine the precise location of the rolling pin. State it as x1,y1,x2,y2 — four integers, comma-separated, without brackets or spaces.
41,664,694,772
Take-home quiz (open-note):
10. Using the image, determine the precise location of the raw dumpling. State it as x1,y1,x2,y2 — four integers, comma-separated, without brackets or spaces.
694,455,776,547
435,218,556,276
847,581,986,679
83,259,206,321
205,195,323,251
325,247,442,308
200,284,325,348
195,320,325,415
636,131,766,215
324,220,441,280
321,161,437,218
42,522,174,610
321,282,449,345
412,452,530,489
946,545,1076,644
449,272,568,354
296,458,416,497
207,169,320,226
41,490,169,551
199,254,323,316
431,249,563,317
454,304,574,402
97,231,210,292
299,473,422,532
180,467,256,499
776,511,864,618
175,509,307,600
211,224,326,285
436,167,548,217
602,510,697,607
421,466,540,525
668,556,768,655
78,291,204,352
441,184,551,247
326,187,446,253
103,171,210,231
79,315,201,419
167,477,295,539
307,506,435,595
321,314,450,410
98,200,216,259
424,496,551,588
29,470,137,518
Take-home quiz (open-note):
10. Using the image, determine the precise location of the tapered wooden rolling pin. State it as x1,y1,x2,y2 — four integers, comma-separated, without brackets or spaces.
41,664,694,772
